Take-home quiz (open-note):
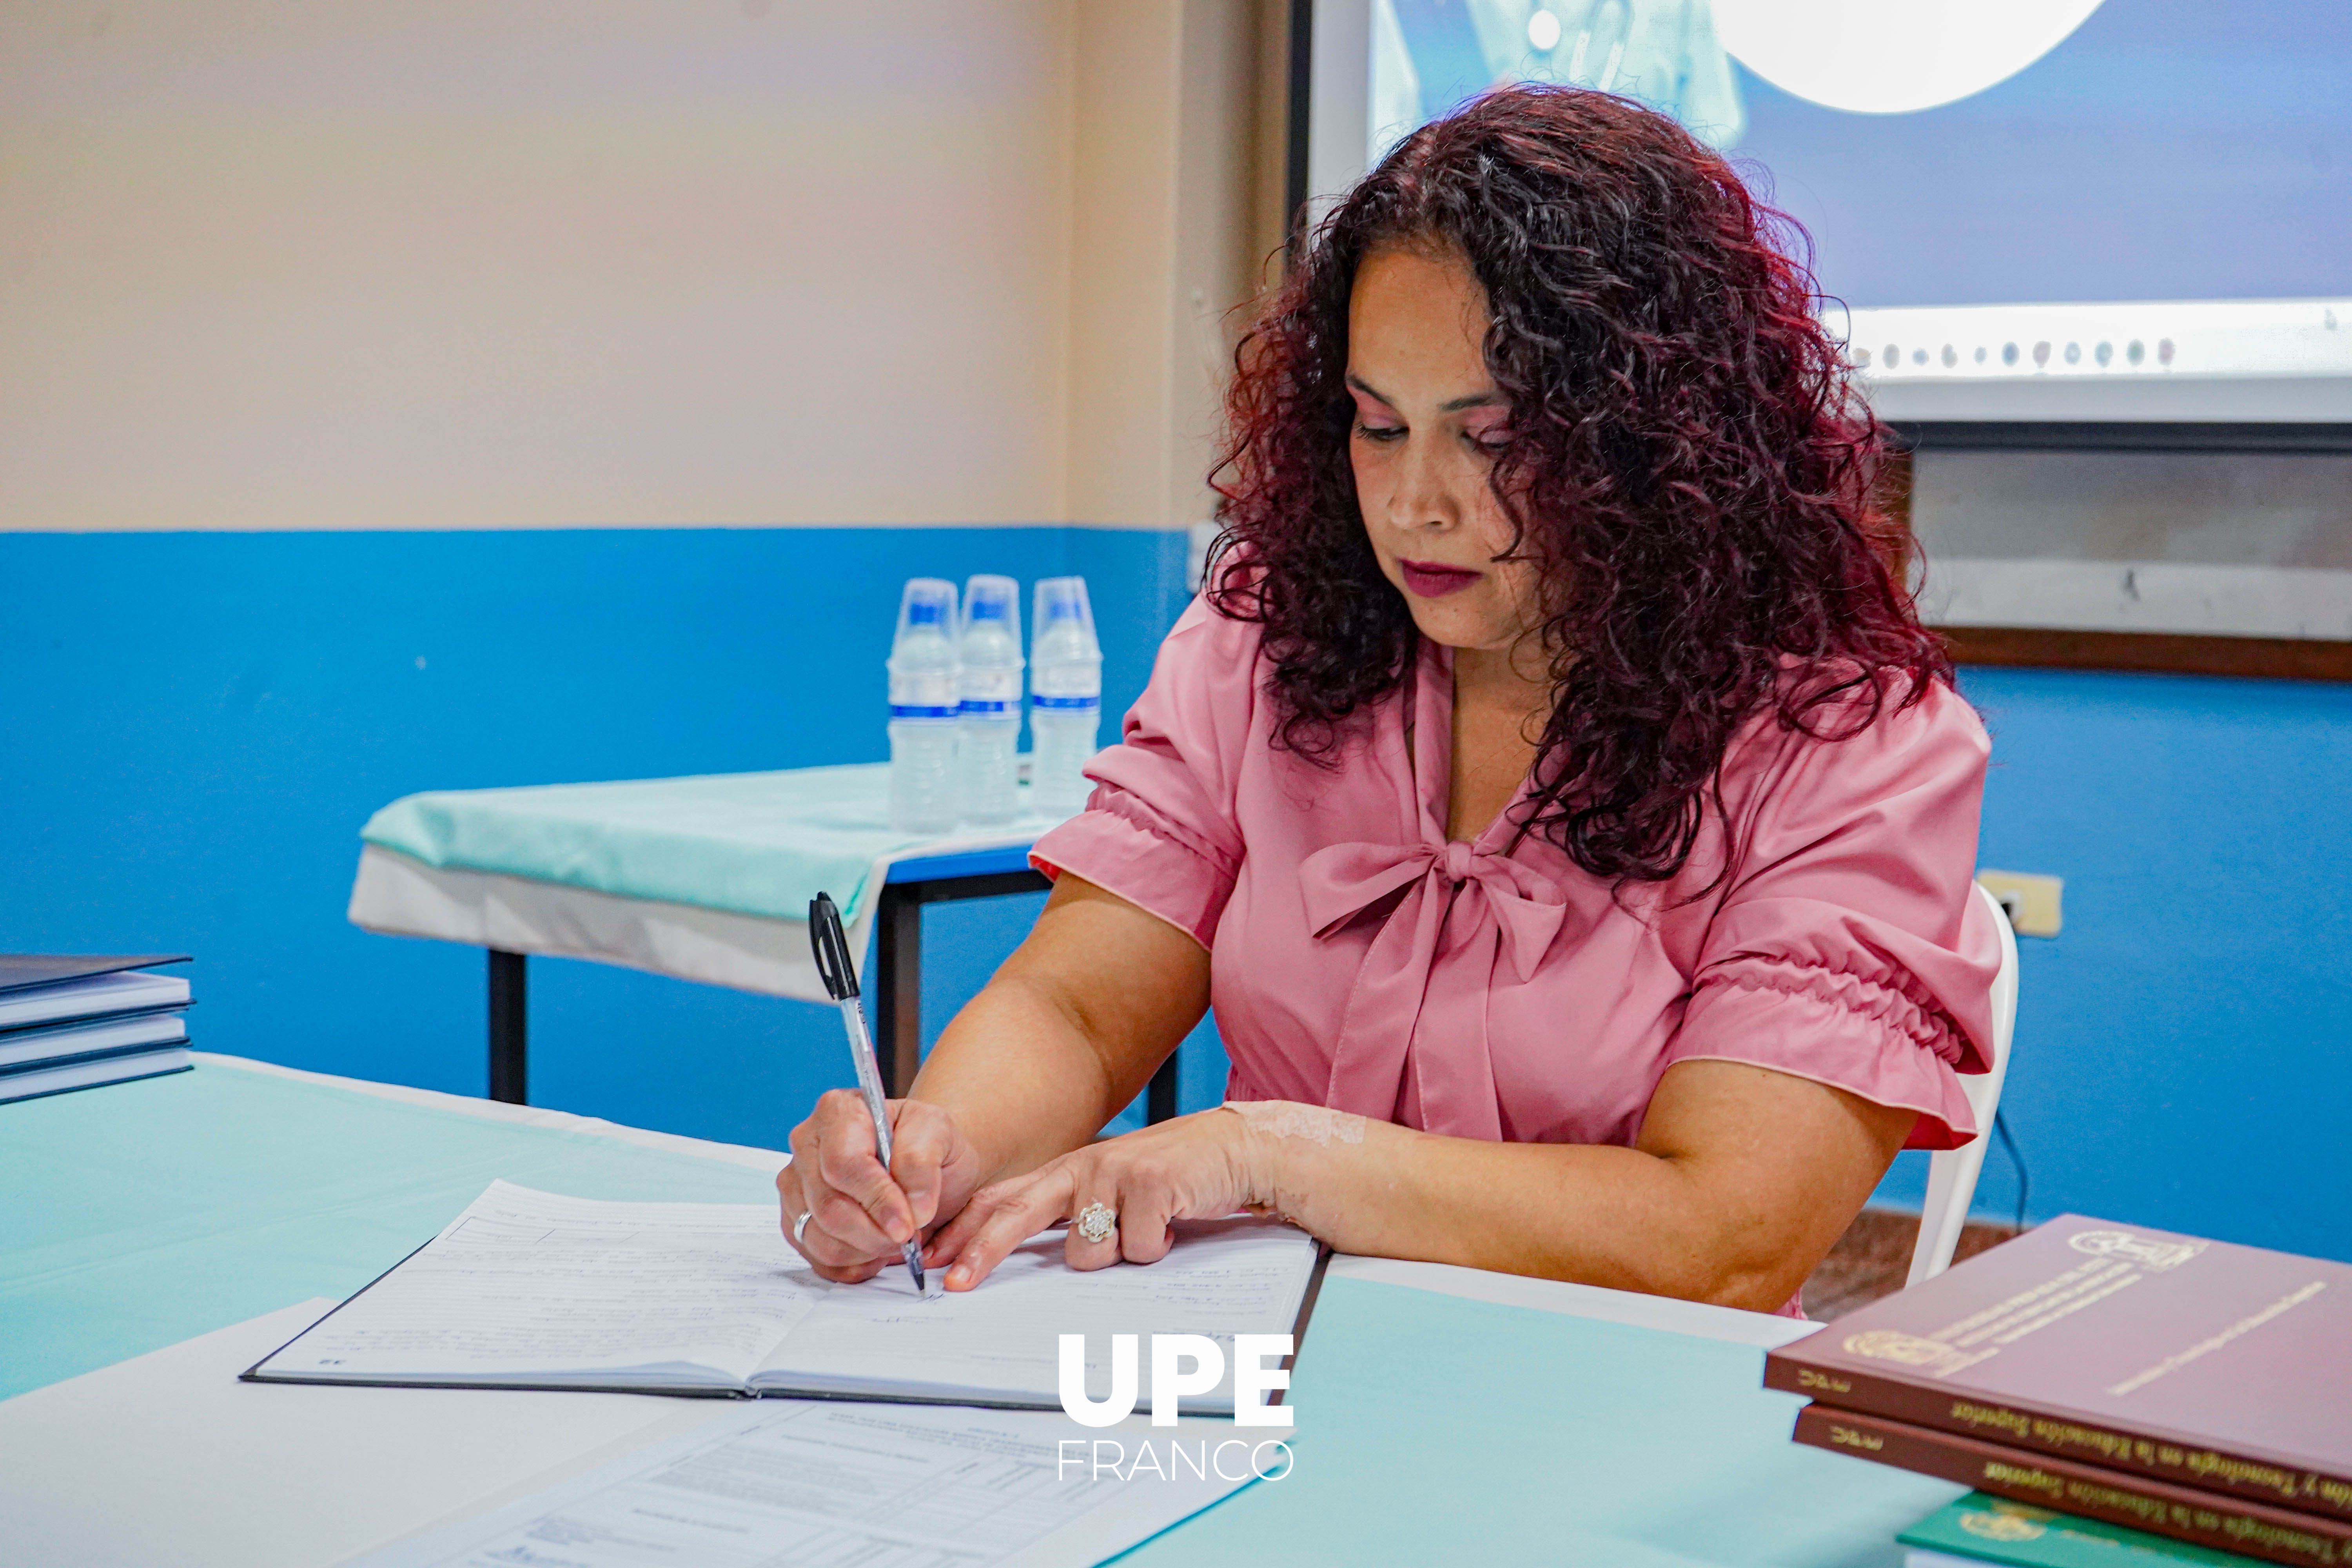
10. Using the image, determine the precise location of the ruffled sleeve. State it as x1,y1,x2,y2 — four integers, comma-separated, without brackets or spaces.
1664,679,2001,1150
1027,595,1256,950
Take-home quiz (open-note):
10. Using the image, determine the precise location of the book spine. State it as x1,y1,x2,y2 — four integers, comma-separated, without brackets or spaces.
1793,1406,2352,1568
1765,1349,2352,1523
0,1037,192,1076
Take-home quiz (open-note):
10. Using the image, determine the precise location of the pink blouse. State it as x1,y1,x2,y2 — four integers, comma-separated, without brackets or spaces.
1031,597,2000,1163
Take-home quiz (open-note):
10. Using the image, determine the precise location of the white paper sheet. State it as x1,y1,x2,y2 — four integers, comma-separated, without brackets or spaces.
253,1182,823,1387
761,1215,1317,1410
255,1183,1319,1412
349,1400,1259,1568
0,1300,728,1568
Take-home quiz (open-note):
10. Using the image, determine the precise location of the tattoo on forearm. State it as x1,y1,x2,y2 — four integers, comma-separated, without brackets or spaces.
1223,1099,1366,1147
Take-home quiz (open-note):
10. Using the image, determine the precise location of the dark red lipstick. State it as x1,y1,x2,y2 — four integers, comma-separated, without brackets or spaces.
1398,557,1482,597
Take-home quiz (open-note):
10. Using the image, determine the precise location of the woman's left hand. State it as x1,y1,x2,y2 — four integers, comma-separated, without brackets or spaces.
924,1107,1271,1291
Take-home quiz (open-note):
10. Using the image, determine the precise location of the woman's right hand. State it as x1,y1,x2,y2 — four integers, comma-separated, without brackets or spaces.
777,1091,991,1283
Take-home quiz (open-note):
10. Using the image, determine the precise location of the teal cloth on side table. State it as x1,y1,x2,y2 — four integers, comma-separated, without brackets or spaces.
361,763,1053,924
1117,1279,1961,1568
0,1060,777,1401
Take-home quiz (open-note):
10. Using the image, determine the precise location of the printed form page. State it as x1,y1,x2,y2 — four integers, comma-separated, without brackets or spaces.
350,1401,1256,1568
756,1216,1319,1410
254,1182,822,1388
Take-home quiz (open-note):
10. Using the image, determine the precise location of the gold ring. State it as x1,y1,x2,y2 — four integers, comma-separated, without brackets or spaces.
1076,1201,1117,1245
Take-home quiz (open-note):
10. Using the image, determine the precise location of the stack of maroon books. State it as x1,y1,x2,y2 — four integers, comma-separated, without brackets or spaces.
1767,1216,2352,1567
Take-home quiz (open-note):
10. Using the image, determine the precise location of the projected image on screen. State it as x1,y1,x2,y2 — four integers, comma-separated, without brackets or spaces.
1370,0,2352,649
1378,0,2352,310
1374,1,1747,153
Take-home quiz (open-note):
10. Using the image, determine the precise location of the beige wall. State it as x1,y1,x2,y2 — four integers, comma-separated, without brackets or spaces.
1063,0,1270,530
0,1,1274,532
1065,5,1182,532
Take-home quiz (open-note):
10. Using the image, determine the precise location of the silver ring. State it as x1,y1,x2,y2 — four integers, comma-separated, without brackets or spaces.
791,1209,813,1249
1076,1201,1117,1245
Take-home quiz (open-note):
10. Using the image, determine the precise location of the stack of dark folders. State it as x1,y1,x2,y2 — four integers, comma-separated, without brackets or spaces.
0,955,193,1103
1768,1215,2352,1568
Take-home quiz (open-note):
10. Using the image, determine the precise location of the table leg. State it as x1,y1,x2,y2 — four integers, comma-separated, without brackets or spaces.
1147,1052,1179,1125
488,949,527,1104
869,870,1183,1123
875,884,924,1100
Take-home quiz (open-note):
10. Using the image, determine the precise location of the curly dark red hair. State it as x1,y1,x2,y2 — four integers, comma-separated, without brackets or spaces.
1209,85,1948,884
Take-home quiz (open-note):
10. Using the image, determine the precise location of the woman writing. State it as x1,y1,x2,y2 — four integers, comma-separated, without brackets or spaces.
779,87,1997,1317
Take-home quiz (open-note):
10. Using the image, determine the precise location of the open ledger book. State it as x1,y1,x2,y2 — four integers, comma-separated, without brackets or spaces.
246,1181,1326,1414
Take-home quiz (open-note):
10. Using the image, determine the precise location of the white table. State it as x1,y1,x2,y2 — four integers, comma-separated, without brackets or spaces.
0,1060,1826,1568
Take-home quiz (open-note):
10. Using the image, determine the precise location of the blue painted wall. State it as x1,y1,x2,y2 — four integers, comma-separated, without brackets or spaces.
0,526,1214,1151
1875,668,2352,1261
6,530,2345,1261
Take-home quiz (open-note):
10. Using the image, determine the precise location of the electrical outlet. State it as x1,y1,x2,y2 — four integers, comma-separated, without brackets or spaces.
1976,870,2062,937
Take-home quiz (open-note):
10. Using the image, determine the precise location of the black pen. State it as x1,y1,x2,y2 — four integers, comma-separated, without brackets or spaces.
807,892,933,1298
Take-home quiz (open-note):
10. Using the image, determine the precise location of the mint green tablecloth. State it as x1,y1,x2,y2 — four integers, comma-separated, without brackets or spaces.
362,763,1059,925
0,1059,776,1401
1127,1280,1957,1566
1,1060,1956,1563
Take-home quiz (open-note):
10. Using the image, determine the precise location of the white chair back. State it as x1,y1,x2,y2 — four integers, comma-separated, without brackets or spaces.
1905,880,2021,1287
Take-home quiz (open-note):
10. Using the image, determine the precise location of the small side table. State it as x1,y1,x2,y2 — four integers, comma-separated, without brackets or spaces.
348,766,1178,1122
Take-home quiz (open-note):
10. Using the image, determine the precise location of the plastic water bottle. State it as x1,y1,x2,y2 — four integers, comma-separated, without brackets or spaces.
888,579,961,833
956,575,1025,826
1030,576,1102,817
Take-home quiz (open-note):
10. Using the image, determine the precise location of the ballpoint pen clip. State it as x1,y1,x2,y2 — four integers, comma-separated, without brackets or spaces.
808,893,858,1003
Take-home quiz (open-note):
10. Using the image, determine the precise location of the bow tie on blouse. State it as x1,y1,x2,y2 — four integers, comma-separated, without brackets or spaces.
1298,838,1572,1142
